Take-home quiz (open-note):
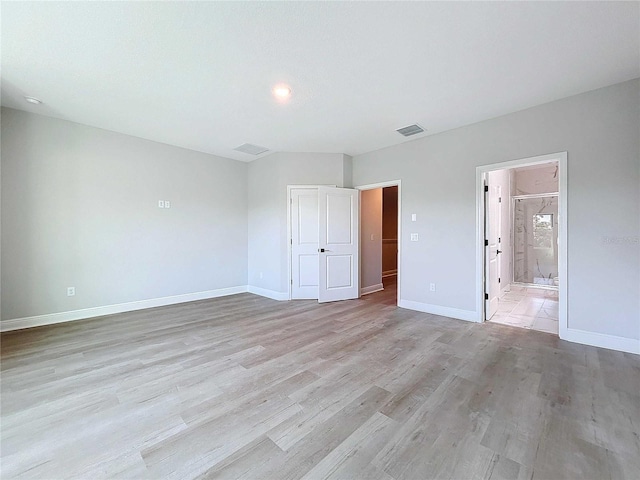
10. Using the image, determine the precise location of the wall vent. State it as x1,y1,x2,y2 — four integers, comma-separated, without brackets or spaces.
234,143,269,155
396,124,425,137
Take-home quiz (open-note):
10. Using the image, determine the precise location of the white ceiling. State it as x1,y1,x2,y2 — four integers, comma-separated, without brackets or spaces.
2,1,638,162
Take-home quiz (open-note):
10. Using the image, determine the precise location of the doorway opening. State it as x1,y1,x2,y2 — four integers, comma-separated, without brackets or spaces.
357,181,401,306
476,153,567,338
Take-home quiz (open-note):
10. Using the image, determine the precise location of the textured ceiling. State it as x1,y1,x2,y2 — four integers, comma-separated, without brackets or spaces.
2,1,638,161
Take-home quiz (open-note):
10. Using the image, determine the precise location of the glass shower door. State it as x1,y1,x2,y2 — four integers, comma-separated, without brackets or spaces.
513,195,558,286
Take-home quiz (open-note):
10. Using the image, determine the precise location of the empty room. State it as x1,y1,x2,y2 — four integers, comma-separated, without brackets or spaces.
1,2,639,479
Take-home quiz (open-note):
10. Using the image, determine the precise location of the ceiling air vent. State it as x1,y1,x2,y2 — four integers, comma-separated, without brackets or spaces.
396,124,425,137
234,143,269,155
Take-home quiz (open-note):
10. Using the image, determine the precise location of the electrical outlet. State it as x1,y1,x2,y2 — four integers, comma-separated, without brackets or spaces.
67,287,76,296
429,283,436,292
411,233,419,241
158,200,165,208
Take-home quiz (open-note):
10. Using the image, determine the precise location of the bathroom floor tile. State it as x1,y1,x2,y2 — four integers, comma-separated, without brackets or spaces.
489,286,559,335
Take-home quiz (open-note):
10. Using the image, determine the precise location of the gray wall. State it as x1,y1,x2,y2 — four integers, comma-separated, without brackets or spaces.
360,188,382,290
247,152,349,295
1,108,248,320
352,79,639,340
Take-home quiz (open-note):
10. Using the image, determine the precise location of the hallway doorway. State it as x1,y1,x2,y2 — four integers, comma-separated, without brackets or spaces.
357,180,401,306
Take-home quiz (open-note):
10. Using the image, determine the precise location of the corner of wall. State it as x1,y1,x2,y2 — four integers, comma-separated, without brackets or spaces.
342,154,353,188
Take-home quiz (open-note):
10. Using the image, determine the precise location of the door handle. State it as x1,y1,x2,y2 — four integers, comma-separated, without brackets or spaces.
497,250,503,254
318,248,331,253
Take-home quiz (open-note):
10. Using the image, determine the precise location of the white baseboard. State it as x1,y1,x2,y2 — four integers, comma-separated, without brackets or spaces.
398,299,477,322
247,286,289,301
0,286,248,332
382,270,397,278
360,283,384,296
562,328,640,355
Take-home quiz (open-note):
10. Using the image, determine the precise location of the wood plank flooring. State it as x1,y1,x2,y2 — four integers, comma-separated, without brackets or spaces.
2,278,639,479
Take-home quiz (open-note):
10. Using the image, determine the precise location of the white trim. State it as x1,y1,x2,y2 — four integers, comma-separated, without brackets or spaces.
399,299,476,322
563,329,640,355
286,184,336,301
247,286,289,301
0,286,248,332
382,270,397,278
355,180,402,306
476,153,568,343
360,283,384,296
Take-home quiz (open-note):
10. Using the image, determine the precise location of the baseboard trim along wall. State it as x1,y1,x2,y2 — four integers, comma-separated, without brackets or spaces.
398,299,477,323
0,286,249,332
562,328,640,355
4,287,637,355
246,286,289,301
360,284,384,296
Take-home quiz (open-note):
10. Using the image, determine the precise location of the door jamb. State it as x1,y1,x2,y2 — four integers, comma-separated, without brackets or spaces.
355,180,402,306
475,153,567,340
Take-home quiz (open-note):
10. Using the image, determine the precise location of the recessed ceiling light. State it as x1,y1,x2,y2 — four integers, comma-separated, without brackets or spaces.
273,85,292,99
24,96,43,105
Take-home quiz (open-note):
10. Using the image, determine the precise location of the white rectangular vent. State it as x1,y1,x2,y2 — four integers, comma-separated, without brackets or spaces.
396,124,425,137
234,143,269,155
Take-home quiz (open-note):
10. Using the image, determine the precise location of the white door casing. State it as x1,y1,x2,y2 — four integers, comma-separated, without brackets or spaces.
485,183,501,320
291,188,320,299
318,186,360,303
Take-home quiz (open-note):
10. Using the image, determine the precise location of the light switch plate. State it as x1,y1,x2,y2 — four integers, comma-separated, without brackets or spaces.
411,214,417,221
158,200,165,208
411,233,419,241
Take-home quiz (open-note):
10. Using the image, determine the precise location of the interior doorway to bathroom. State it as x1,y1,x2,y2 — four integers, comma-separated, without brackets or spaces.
477,153,566,336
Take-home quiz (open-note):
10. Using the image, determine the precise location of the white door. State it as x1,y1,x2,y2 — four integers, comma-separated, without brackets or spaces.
485,183,502,319
291,188,319,299
318,186,360,303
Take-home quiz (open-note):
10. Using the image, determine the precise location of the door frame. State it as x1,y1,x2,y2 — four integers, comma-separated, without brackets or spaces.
287,185,336,301
355,180,402,306
475,152,567,340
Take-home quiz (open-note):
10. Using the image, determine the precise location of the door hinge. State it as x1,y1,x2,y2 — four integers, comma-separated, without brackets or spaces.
499,197,502,203
484,239,488,246
498,237,501,243
484,185,489,192
290,238,292,245
291,279,293,285
499,277,501,283
485,293,489,300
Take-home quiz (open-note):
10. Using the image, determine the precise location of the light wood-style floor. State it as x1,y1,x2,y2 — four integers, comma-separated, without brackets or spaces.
1,277,639,479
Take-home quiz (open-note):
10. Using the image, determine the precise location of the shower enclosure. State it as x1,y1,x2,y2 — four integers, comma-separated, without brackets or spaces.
513,194,558,287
